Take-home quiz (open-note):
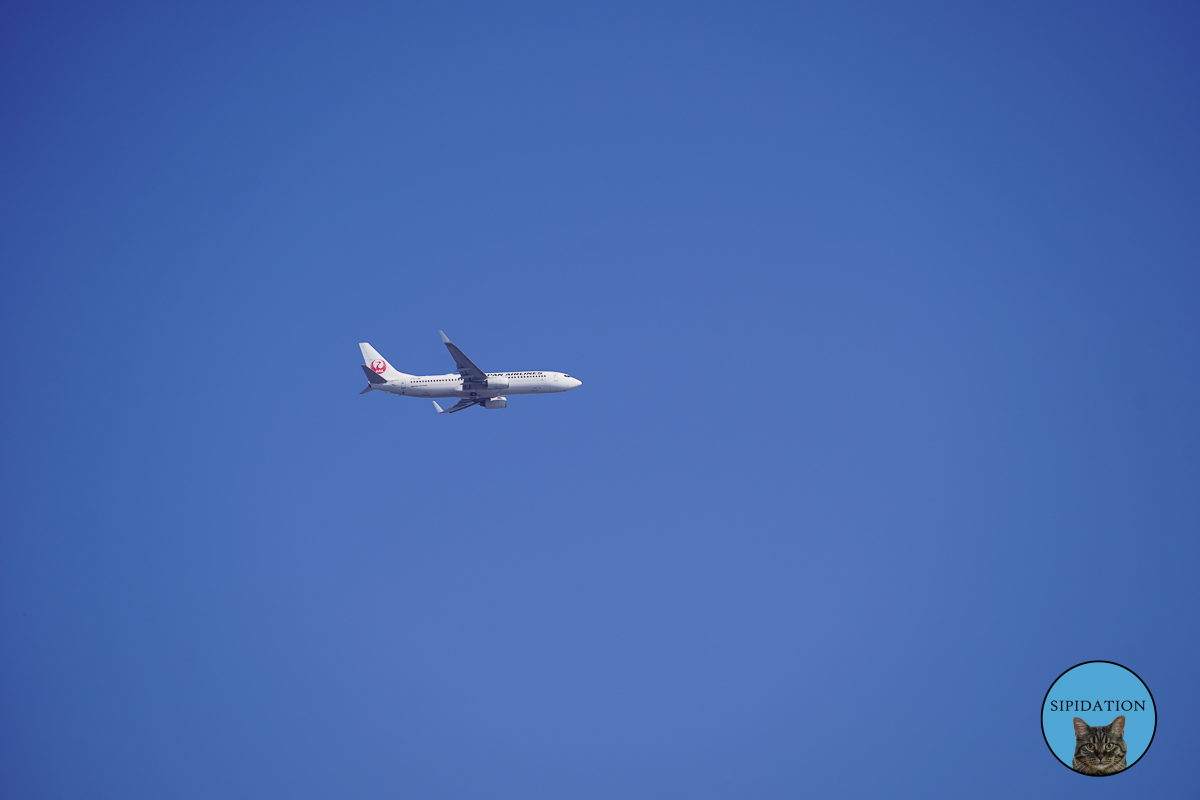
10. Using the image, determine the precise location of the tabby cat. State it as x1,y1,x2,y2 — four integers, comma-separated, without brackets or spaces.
1071,715,1128,775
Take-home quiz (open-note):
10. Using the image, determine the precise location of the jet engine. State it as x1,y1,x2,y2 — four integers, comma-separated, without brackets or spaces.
485,376,509,390
483,397,508,409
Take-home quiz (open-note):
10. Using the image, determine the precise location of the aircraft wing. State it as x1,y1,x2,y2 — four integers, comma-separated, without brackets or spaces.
433,399,479,414
439,331,488,383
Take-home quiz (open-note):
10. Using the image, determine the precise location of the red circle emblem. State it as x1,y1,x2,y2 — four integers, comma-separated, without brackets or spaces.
370,359,387,374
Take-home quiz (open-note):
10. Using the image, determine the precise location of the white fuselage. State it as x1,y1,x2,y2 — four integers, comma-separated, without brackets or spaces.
375,371,581,400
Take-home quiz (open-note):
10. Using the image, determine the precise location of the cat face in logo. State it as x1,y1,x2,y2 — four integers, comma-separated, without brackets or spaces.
1072,715,1128,775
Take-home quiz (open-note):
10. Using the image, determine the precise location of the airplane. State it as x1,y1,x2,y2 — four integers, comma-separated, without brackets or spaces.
357,331,582,414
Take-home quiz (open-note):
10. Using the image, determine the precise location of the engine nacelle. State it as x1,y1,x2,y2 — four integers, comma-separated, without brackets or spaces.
485,377,509,390
483,397,508,409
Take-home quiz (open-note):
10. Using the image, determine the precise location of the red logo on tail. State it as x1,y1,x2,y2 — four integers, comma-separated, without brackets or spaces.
370,359,387,374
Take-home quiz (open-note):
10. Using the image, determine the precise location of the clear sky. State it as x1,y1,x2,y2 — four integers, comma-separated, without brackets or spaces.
2,2,1197,797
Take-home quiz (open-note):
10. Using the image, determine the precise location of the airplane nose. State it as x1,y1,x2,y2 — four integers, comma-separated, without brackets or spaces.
569,378,582,389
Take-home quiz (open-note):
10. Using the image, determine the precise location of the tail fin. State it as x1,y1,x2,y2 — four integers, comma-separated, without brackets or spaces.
359,343,412,381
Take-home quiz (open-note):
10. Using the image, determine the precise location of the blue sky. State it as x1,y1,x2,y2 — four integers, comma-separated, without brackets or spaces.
2,2,1197,797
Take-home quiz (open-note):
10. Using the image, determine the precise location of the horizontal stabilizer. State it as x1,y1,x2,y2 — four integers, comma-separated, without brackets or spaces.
359,385,375,394
361,364,388,384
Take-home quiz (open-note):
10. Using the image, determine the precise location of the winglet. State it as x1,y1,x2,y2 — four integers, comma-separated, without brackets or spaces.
439,330,451,344
432,401,445,414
